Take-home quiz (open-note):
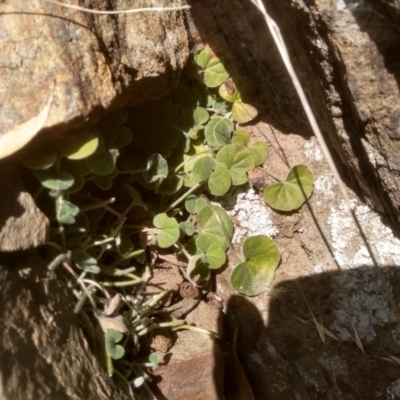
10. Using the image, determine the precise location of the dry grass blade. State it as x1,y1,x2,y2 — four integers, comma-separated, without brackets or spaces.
44,0,190,14
351,321,366,355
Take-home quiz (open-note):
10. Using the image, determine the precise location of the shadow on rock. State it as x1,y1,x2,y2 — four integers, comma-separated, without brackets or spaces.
222,265,400,399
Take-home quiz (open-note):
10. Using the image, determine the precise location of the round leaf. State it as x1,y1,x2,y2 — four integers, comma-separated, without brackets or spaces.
56,198,79,224
232,130,250,146
216,144,255,185
218,79,241,103
187,234,226,269
194,47,229,88
193,157,215,182
60,130,99,160
205,117,233,148
87,151,116,175
112,127,132,148
73,251,101,274
93,174,112,190
263,165,314,211
22,146,57,170
230,235,280,296
185,196,207,214
105,329,125,360
34,170,74,190
232,101,258,123
153,213,180,248
208,163,231,196
197,205,233,250
248,141,268,166
143,153,168,183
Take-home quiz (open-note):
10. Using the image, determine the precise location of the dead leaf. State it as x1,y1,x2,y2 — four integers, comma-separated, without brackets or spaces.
96,313,128,333
104,293,122,316
0,87,54,160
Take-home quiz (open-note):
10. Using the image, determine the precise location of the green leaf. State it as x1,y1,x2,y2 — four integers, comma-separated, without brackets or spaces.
149,352,159,366
182,107,209,129
60,130,99,160
153,213,180,248
215,144,255,185
93,174,112,190
263,165,314,211
232,101,258,123
112,127,132,148
116,233,134,256
230,235,280,296
187,234,226,269
87,150,117,175
56,197,79,224
179,221,195,237
185,195,207,214
34,170,74,190
194,47,229,88
192,157,215,183
66,173,84,193
187,256,211,286
232,129,250,146
62,158,91,176
248,141,268,166
197,205,233,250
22,145,57,170
208,163,231,196
205,117,233,147
218,79,241,103
159,174,183,194
143,153,168,183
105,329,125,360
73,251,101,274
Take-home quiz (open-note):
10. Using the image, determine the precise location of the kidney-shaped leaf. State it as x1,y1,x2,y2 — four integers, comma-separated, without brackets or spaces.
208,163,231,196
230,235,280,296
193,157,215,183
60,130,99,160
263,165,314,212
248,141,268,166
187,234,226,269
73,251,100,274
198,205,233,250
153,213,180,248
34,170,74,190
56,197,80,224
232,130,250,146
185,195,207,214
205,117,233,148
216,144,255,185
232,101,258,123
194,47,229,88
143,153,168,183
105,329,125,360
87,150,117,176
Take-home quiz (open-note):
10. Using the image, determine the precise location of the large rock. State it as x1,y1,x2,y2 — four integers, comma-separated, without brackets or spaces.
0,257,128,400
0,0,189,151
188,0,400,228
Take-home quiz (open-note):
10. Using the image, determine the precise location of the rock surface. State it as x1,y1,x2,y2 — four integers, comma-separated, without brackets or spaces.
0,0,190,153
0,164,49,251
188,0,400,229
0,257,127,400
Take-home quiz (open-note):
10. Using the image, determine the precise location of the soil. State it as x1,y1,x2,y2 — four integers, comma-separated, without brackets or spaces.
152,116,400,399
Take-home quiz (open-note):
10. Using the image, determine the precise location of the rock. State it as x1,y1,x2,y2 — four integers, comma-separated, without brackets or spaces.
187,0,400,229
152,330,224,400
0,164,48,251
185,301,223,337
0,257,127,400
0,0,189,155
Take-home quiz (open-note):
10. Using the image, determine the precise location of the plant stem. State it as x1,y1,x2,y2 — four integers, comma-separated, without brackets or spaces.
163,183,203,213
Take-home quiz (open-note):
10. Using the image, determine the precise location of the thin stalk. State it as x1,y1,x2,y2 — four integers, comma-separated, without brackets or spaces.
163,183,203,213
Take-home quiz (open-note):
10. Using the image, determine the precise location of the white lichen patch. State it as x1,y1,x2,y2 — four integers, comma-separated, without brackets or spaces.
314,173,336,198
326,200,400,342
220,186,279,244
327,200,400,269
304,139,323,161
